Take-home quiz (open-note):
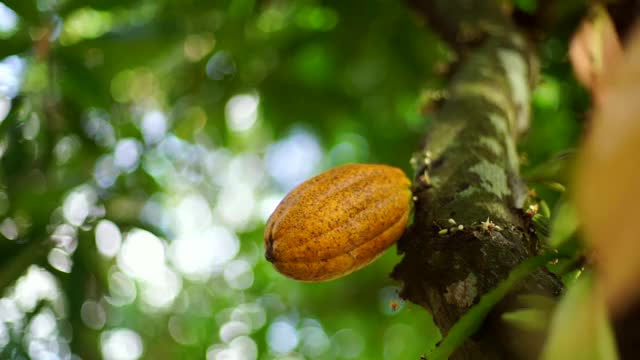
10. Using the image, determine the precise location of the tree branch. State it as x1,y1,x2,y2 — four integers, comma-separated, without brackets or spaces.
393,1,563,358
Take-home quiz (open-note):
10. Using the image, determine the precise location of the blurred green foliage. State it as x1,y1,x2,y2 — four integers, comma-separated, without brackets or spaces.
0,0,589,359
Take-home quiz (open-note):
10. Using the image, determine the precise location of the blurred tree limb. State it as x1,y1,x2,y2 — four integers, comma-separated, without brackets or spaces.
393,1,563,358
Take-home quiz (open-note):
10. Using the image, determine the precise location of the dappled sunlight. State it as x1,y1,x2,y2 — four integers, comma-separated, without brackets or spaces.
140,267,181,310
0,56,24,99
60,7,113,45
333,328,365,359
12,267,61,314
110,68,160,103
62,186,98,226
207,335,258,360
183,33,216,62
175,194,212,233
0,218,17,240
215,182,256,230
224,259,254,290
206,51,236,80
117,229,166,284
170,226,240,280
84,109,116,148
0,0,451,358
140,110,168,145
267,317,299,354
0,267,70,359
47,248,72,273
80,300,106,330
328,132,370,165
0,55,25,122
0,3,18,35
266,129,324,191
113,138,143,173
51,224,78,255
106,270,137,306
95,220,122,258
0,298,22,325
54,136,81,165
225,93,259,132
101,328,143,360
298,320,331,357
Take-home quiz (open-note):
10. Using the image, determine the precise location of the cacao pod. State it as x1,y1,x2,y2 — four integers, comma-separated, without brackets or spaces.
264,163,412,282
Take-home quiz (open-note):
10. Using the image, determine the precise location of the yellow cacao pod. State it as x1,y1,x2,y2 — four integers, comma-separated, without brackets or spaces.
264,163,412,282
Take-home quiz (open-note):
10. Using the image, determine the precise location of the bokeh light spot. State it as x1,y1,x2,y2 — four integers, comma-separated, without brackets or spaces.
95,220,123,258
107,270,137,306
206,51,235,80
13,266,60,314
81,300,106,330
141,110,167,144
184,33,216,62
117,229,166,284
231,303,266,332
101,328,144,360
54,136,81,164
223,260,254,290
0,217,18,240
533,78,561,110
170,225,239,280
219,320,250,343
267,317,298,354
225,93,259,132
299,320,330,357
295,6,338,31
0,96,9,123
0,55,25,98
379,286,405,315
140,268,181,310
266,129,323,191
168,315,197,345
176,194,212,233
62,186,97,226
383,323,415,359
0,3,18,36
114,138,143,172
60,7,112,45
215,183,255,230
84,109,116,148
0,322,8,349
47,248,72,273
333,329,364,359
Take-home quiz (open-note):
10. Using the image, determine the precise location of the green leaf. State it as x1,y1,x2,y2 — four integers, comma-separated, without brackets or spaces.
502,308,549,332
548,199,579,248
516,294,557,309
541,273,619,360
524,150,575,186
513,0,538,13
539,199,551,218
532,213,550,239
426,252,558,360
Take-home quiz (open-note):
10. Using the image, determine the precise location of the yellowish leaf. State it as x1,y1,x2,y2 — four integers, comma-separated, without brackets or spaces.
575,26,640,313
541,274,619,360
569,5,624,105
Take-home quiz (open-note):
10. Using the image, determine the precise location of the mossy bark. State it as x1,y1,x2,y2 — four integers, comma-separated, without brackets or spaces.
393,1,563,358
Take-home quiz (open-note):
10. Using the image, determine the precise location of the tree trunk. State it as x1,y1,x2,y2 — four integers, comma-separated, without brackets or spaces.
393,1,563,358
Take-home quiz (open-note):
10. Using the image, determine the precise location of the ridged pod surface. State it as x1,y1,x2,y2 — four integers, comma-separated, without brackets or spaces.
264,163,412,282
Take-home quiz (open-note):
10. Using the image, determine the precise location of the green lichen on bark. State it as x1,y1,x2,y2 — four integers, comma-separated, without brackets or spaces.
477,136,504,157
469,159,509,198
